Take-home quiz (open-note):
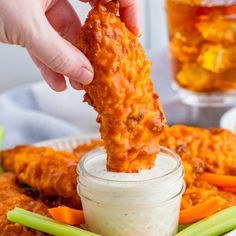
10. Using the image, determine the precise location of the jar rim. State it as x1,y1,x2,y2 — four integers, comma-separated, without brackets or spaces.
77,146,182,184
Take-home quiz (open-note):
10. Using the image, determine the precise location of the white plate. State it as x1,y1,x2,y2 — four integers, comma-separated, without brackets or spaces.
220,107,236,133
34,133,100,151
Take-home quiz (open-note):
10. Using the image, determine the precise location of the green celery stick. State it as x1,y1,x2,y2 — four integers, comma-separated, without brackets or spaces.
0,127,5,174
8,207,100,236
14,207,52,220
176,206,236,236
178,224,191,232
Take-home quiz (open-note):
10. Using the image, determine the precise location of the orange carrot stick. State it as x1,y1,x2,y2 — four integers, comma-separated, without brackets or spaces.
222,187,236,194
179,197,226,225
198,172,236,187
48,206,85,226
181,198,192,209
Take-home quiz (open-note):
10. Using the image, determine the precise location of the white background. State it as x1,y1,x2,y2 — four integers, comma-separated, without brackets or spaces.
0,0,168,92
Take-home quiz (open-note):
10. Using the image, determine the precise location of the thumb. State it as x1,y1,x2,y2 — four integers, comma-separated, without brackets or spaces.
26,17,93,85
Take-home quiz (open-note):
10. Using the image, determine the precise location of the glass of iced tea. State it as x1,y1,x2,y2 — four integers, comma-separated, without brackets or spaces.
166,0,236,106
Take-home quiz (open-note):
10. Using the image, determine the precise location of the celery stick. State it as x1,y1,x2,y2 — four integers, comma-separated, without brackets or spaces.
176,206,236,236
7,207,100,236
14,207,52,220
0,127,5,174
178,224,191,232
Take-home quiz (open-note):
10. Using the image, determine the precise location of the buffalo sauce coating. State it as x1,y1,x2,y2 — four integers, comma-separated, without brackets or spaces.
77,2,166,172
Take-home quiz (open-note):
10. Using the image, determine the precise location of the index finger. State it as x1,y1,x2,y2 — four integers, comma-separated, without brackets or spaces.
119,0,140,36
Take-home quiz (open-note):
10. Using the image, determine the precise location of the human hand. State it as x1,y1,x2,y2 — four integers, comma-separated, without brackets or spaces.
0,0,140,91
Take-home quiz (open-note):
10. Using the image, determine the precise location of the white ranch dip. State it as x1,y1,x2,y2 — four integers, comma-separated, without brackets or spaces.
77,147,185,236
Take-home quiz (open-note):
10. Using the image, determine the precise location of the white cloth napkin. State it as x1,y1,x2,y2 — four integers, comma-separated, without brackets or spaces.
0,82,98,148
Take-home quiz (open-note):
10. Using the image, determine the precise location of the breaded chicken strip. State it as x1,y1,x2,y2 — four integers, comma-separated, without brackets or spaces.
181,180,236,210
77,1,166,172
2,146,81,207
160,125,236,184
1,145,27,172
160,126,236,212
0,172,49,236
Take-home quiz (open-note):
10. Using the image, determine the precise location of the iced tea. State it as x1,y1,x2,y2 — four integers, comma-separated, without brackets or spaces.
166,0,236,94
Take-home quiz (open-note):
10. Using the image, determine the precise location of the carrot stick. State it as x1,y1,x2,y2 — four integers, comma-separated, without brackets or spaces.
181,198,192,209
198,172,236,187
179,197,226,225
48,206,85,226
221,187,236,194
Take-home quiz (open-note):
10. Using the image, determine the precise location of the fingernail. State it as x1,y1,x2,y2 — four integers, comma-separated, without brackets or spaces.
130,26,142,37
70,80,83,90
89,0,97,7
77,67,94,85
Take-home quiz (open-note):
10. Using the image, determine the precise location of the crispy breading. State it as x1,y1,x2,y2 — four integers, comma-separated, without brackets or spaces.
204,128,236,175
160,125,208,186
2,146,81,207
77,1,166,172
1,145,27,172
0,172,49,236
181,180,236,210
160,125,236,210
160,125,236,176
73,140,103,158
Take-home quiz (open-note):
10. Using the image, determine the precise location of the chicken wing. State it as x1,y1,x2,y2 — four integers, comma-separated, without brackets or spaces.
77,1,166,172
0,172,49,236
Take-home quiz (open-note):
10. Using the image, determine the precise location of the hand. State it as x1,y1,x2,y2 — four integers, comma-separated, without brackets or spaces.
0,0,140,91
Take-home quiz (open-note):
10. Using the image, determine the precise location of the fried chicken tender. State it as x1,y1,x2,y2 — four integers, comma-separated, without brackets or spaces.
2,146,81,207
0,172,49,236
77,1,166,172
73,140,103,158
160,125,236,184
1,145,27,172
181,180,236,210
161,125,236,211
160,126,206,186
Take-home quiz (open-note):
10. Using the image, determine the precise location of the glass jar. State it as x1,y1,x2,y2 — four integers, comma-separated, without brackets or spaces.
77,147,185,236
166,0,236,106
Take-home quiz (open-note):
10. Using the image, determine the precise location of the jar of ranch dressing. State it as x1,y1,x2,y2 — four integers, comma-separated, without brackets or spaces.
77,147,185,236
